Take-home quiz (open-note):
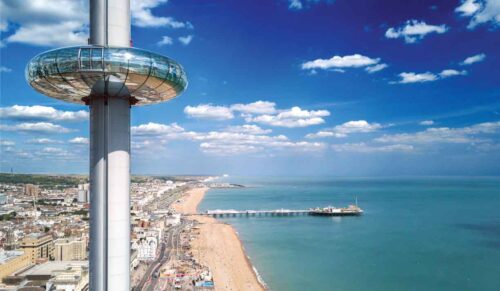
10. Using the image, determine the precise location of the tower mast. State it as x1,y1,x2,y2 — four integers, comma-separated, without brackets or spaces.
89,1,131,290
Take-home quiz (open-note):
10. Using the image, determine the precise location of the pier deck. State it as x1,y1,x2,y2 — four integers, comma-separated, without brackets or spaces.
187,207,362,217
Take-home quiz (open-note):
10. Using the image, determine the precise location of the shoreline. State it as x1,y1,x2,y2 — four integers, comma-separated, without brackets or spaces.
172,187,266,291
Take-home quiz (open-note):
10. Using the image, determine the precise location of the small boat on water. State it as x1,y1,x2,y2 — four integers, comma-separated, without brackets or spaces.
309,198,363,216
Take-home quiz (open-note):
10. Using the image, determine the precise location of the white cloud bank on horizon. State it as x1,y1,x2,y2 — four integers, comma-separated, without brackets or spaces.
385,20,448,43
0,122,73,133
375,121,500,144
306,120,383,139
28,138,62,144
131,121,326,156
0,105,88,122
69,137,89,144
332,143,414,153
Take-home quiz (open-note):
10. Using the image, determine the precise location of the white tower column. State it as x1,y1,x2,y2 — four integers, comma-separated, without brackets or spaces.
89,1,131,290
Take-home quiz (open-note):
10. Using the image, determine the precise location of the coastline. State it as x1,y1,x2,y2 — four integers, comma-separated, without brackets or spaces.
172,187,266,291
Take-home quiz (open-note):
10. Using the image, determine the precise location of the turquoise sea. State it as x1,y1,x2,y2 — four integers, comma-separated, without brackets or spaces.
198,177,500,291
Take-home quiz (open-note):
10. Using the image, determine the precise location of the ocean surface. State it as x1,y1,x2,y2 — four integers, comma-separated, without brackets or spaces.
198,177,500,291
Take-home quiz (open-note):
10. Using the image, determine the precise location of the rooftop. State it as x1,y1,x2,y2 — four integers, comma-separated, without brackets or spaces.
18,261,88,277
0,250,25,264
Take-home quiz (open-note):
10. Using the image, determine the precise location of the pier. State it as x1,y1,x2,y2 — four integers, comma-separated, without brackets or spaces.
187,205,363,217
192,209,310,217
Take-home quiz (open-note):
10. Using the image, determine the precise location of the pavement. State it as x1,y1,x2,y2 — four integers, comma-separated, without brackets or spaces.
134,221,187,291
133,185,195,291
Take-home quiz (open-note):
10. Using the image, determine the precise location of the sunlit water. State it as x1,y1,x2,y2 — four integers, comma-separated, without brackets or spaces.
198,177,500,291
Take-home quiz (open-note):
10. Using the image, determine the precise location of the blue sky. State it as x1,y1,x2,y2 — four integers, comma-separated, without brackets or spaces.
0,0,499,176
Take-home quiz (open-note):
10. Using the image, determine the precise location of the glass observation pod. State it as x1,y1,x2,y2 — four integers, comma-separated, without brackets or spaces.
26,46,188,105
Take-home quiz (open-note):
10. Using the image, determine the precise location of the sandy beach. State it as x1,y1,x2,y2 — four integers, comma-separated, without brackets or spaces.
172,187,265,291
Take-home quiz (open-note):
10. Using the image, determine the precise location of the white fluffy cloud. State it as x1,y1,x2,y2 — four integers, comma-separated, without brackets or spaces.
6,21,88,47
460,53,486,65
37,147,75,159
394,68,467,84
289,0,303,10
420,120,434,126
0,20,8,32
0,122,72,133
455,0,500,29
29,138,62,144
332,143,414,153
157,36,173,46
230,101,277,114
183,101,329,128
302,54,381,72
184,105,234,120
224,125,272,135
178,35,194,45
0,0,88,47
287,0,334,10
375,121,500,144
0,140,15,146
1,0,190,47
0,66,12,73
365,63,388,74
395,72,439,84
385,20,448,43
439,69,467,78
306,120,382,138
131,122,185,135
131,0,188,28
456,0,482,16
245,106,330,128
0,105,88,122
69,137,89,144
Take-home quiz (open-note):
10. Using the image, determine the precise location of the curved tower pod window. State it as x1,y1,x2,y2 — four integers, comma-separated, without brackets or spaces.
57,48,79,74
80,48,91,70
26,46,188,105
91,48,104,70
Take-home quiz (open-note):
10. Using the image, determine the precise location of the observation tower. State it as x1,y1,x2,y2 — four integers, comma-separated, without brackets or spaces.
25,0,187,290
